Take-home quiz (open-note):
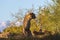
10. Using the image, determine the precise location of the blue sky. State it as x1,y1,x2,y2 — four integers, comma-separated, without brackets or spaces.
0,0,54,21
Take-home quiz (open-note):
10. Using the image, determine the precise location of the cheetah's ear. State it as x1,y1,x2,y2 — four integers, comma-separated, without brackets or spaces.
29,12,34,15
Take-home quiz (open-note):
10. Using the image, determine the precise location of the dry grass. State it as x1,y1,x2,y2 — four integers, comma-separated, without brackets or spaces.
0,32,60,40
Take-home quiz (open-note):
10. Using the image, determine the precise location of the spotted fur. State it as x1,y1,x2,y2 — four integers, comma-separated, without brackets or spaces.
23,12,36,36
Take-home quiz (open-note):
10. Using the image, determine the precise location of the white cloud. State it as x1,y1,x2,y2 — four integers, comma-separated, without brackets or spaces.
0,21,6,32
15,21,20,26
1,22,6,26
